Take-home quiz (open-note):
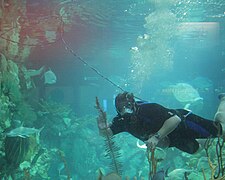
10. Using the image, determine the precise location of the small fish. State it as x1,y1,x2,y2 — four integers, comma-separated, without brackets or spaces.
152,169,166,180
6,126,44,138
152,168,169,180
25,66,45,77
167,168,193,179
44,69,57,84
98,169,121,180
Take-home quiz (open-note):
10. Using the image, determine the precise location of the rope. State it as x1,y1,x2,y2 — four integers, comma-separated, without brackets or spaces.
60,30,126,92
58,15,144,101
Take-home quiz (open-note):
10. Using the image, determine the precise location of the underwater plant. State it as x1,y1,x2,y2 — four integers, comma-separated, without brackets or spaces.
95,97,122,176
57,150,71,180
146,147,166,180
0,53,47,179
204,137,225,180
0,53,37,122
37,100,76,137
4,136,30,168
0,134,41,179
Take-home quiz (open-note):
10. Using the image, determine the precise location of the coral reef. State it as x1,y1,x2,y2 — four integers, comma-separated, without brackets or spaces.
37,100,77,137
0,53,49,179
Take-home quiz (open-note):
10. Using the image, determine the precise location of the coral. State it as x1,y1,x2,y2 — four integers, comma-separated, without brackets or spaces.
95,97,122,175
0,53,21,103
0,54,37,127
37,100,77,137
0,53,41,179
16,102,37,126
0,53,8,72
39,100,73,118
204,137,225,179
0,95,11,129
58,150,71,179
13,148,53,180
2,147,59,180
4,136,30,168
29,148,59,179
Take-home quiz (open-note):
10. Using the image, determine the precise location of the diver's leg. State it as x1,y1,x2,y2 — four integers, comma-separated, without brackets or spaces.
172,138,200,154
214,93,225,136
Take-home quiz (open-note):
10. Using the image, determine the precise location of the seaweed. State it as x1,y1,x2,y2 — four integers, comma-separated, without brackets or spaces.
146,147,166,180
95,97,122,175
4,136,30,168
37,100,76,137
204,137,225,179
147,148,157,179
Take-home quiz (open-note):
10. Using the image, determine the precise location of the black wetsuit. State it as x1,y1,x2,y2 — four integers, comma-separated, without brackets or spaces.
109,103,219,154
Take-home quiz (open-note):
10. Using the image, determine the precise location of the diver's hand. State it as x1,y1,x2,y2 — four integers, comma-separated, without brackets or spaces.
97,117,107,136
145,135,160,150
97,117,113,136
97,117,108,130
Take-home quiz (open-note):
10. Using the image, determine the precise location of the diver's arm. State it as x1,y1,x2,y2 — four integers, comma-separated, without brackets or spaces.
157,115,181,139
97,117,114,137
146,115,181,149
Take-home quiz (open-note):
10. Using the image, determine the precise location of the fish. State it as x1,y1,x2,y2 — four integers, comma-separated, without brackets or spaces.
152,168,169,180
167,168,194,180
98,169,121,180
24,66,45,77
152,169,166,180
6,126,44,139
44,69,57,84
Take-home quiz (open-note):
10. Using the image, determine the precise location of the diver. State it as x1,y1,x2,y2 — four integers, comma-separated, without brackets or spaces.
97,92,225,154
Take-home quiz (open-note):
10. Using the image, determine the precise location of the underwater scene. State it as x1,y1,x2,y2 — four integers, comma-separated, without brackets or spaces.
0,0,225,179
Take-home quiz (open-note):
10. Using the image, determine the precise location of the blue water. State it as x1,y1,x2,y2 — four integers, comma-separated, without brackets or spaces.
33,0,225,179
1,0,225,179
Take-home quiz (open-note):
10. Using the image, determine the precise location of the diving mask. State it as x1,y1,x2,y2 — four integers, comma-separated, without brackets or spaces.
115,92,136,115
119,102,134,115
120,106,134,115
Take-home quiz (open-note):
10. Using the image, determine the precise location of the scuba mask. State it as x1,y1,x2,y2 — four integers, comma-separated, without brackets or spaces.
115,92,136,115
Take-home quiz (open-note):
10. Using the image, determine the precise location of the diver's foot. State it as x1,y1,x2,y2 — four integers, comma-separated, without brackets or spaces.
219,122,225,140
218,93,225,101
215,112,225,139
